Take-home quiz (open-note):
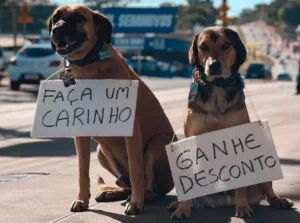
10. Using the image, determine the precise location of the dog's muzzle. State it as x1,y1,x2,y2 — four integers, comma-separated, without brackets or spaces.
50,20,87,55
208,61,222,76
52,21,69,42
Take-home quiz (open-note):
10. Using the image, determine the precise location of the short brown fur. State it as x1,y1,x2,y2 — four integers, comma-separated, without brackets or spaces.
48,5,174,215
169,26,293,220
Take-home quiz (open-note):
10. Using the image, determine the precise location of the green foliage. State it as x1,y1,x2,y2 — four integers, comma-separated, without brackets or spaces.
278,2,300,27
160,0,216,29
233,0,300,39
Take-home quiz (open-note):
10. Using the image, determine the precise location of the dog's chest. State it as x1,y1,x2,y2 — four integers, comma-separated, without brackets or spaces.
198,86,235,114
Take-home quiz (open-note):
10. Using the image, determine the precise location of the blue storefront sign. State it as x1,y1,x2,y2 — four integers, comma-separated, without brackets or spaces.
100,7,176,34
112,37,189,52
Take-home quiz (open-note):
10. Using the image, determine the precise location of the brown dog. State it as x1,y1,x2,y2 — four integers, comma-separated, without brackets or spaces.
47,5,175,215
167,26,294,220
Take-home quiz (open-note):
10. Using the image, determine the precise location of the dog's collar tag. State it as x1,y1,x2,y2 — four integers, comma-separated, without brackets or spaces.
188,81,199,102
60,69,76,88
99,48,111,60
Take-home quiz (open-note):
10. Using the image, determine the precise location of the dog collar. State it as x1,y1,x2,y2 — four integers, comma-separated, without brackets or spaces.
64,41,111,67
194,69,244,88
209,72,244,87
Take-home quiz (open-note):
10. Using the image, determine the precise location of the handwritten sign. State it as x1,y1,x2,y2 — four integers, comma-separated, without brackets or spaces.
165,121,283,202
31,80,139,138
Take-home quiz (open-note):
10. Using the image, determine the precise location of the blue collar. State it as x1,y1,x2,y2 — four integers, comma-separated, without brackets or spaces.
65,41,111,67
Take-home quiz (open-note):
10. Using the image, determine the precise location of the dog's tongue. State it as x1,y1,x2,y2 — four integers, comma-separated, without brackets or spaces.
57,41,68,50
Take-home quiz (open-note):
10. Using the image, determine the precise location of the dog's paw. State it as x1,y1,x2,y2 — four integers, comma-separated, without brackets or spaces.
124,201,144,215
70,199,88,212
95,189,130,202
167,201,180,212
235,204,255,218
268,196,294,209
170,202,192,220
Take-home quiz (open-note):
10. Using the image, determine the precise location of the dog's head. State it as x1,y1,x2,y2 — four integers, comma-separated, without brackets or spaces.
189,26,246,81
48,5,112,60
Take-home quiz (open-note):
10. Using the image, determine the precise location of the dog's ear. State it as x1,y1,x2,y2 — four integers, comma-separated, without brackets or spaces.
47,15,57,51
224,28,247,73
189,32,205,76
93,11,112,44
188,33,199,65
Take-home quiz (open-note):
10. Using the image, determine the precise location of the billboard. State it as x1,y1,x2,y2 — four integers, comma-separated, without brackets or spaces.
112,37,189,52
100,7,176,34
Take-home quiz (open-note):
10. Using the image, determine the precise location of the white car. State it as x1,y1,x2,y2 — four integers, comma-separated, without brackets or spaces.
8,43,63,91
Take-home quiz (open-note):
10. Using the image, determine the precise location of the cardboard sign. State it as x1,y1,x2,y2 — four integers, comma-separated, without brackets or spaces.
31,79,139,138
165,121,283,202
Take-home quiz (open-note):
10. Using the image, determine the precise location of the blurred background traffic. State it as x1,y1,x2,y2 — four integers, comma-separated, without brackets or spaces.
0,0,299,91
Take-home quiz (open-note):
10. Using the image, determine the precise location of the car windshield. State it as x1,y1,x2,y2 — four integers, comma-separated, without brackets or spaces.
18,47,55,57
247,64,264,72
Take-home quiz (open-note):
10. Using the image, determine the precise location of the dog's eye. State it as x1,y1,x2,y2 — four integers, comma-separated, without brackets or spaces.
52,16,59,24
200,44,209,51
74,13,86,23
222,43,231,50
76,16,85,23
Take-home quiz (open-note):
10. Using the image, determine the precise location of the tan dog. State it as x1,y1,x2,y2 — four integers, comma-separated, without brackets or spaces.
47,5,175,215
167,26,294,220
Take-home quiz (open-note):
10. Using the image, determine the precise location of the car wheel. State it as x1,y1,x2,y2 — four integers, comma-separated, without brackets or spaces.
10,81,20,91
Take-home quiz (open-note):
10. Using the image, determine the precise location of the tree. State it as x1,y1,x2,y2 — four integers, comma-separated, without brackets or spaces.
177,4,216,29
278,2,300,27
232,0,300,39
84,0,139,7
160,0,216,29
186,0,213,5
160,2,174,7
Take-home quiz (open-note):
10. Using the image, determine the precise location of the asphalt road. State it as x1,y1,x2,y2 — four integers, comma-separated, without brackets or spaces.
1,77,300,223
1,22,300,223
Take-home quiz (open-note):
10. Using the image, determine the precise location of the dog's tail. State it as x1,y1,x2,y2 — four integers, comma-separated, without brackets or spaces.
97,176,119,191
97,176,132,191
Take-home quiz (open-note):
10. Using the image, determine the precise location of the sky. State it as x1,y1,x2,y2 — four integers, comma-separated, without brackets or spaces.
51,0,273,17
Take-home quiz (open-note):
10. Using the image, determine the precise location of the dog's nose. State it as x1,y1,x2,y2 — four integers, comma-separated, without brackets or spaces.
208,62,221,74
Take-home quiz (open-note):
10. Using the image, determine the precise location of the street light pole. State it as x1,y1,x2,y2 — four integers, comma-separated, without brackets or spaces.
222,0,227,27
216,0,231,27
12,2,17,54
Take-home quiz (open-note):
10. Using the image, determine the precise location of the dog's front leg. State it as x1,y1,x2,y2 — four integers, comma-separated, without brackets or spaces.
124,120,145,215
70,137,91,212
235,187,254,218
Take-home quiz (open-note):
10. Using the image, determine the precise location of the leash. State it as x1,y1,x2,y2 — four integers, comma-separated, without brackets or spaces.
43,67,65,84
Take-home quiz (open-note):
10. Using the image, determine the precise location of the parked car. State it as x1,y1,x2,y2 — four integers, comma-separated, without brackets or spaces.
0,47,7,85
126,55,160,76
245,63,272,79
277,73,292,81
296,74,300,94
8,43,63,91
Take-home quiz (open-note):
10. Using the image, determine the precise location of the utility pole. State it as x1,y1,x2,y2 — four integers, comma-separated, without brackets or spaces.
12,2,17,54
216,0,232,27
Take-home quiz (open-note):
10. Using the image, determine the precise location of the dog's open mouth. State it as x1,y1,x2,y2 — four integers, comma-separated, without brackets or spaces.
54,34,87,56
56,40,81,55
57,41,69,51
